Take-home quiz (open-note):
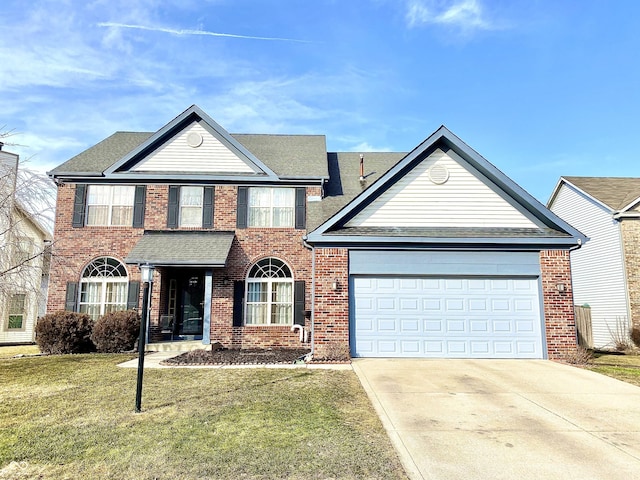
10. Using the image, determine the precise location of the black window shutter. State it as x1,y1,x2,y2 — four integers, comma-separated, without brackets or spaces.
295,187,306,229
132,186,146,228
236,186,248,228
294,280,305,326
167,186,179,228
65,282,78,311
127,281,140,310
72,184,87,227
233,281,245,327
202,187,214,228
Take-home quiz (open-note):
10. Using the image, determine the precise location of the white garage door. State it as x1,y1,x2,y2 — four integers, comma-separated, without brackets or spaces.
353,276,543,358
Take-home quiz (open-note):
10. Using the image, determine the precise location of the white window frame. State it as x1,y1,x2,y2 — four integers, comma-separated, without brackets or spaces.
86,185,135,226
248,187,295,228
78,257,129,321
245,258,294,326
179,186,204,228
7,293,26,330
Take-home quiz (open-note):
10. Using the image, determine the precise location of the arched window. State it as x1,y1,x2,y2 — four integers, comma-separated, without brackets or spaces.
245,258,293,325
79,257,129,320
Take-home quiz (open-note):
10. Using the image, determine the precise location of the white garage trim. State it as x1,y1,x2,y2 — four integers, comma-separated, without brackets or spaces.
351,276,546,359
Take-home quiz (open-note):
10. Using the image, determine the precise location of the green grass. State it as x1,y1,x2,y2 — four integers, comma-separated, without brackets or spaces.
0,354,407,480
0,345,40,359
588,352,640,388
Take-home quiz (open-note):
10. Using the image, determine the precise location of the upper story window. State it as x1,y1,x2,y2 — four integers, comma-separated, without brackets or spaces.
79,257,129,320
248,188,295,227
72,184,146,229
237,187,305,229
179,186,204,227
168,186,214,229
86,185,135,226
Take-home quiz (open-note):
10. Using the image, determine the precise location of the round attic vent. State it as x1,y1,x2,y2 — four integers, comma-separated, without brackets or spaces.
428,164,450,185
186,132,204,148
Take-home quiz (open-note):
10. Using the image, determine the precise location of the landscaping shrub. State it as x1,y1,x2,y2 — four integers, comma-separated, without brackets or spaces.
35,311,95,354
631,325,640,349
91,310,140,353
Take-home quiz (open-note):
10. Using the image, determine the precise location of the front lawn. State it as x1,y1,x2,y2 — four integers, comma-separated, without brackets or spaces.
0,354,407,480
588,352,640,387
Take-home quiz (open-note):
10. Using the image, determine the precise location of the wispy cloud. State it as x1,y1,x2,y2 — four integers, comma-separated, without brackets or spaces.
405,0,500,32
97,22,312,43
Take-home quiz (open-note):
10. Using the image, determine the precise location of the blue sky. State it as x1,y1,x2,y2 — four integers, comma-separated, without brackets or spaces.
2,0,639,202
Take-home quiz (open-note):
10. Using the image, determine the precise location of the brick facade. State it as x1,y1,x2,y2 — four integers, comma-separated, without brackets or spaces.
49,184,578,360
620,219,640,330
48,183,318,350
312,248,350,360
539,249,578,361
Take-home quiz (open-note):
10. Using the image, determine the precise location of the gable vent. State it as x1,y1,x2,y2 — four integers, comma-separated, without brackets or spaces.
187,131,204,148
428,164,449,185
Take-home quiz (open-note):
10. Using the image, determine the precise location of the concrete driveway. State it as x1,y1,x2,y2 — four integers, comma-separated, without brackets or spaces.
353,359,640,480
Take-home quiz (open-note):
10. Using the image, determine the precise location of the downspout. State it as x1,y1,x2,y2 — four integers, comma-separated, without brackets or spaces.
302,236,315,357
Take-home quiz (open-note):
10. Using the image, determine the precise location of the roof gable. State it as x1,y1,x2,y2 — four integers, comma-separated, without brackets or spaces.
106,105,278,180
344,146,538,229
552,176,640,213
307,126,584,246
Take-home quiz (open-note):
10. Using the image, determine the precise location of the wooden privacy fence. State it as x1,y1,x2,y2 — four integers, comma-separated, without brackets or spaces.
574,305,593,348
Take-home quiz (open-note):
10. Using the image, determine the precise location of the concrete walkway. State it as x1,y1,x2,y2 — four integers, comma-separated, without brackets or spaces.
353,358,640,480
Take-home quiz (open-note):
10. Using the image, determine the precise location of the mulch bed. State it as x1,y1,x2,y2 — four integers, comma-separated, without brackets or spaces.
161,348,311,366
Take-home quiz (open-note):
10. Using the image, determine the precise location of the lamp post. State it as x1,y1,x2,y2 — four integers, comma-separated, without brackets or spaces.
135,263,154,413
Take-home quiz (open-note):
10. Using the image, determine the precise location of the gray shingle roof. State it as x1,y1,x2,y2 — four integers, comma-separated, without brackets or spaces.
324,226,570,238
49,132,328,179
124,231,235,266
307,151,407,230
232,134,328,178
563,176,640,211
49,132,153,175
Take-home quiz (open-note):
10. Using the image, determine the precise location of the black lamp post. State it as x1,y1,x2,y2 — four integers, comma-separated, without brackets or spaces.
135,263,154,413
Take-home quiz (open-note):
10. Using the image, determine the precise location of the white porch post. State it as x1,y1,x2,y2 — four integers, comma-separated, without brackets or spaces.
202,269,212,345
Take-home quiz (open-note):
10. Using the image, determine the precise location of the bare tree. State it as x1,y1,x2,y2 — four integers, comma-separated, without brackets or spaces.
0,131,56,318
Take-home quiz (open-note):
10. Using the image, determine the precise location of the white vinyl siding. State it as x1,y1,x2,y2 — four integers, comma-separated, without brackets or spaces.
131,122,256,174
345,148,538,228
550,183,629,348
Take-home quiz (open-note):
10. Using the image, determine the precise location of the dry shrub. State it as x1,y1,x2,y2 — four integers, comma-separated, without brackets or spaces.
630,325,640,349
35,311,95,354
313,343,351,363
565,346,594,365
91,310,140,353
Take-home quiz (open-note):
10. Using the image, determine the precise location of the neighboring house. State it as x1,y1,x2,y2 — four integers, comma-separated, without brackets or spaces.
548,177,640,349
47,105,583,361
0,146,52,344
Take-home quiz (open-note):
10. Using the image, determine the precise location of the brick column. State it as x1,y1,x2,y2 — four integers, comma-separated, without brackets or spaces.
540,249,578,361
313,247,350,361
620,220,640,330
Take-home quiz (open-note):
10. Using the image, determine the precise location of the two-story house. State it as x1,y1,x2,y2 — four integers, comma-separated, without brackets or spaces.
1,146,52,344
47,105,583,361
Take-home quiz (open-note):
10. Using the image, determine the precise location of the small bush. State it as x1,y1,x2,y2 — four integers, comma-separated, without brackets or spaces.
35,311,95,354
91,310,140,353
565,346,594,365
631,325,640,349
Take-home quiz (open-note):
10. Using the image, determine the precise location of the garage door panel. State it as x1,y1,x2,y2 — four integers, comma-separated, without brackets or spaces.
353,276,543,359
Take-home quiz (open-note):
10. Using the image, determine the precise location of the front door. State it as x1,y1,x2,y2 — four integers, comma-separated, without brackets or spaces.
179,273,204,339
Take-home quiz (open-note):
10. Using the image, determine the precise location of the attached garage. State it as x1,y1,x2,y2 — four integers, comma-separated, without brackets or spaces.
306,126,585,362
349,251,545,359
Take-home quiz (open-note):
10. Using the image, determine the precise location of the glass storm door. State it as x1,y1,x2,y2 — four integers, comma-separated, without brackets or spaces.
179,274,204,338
